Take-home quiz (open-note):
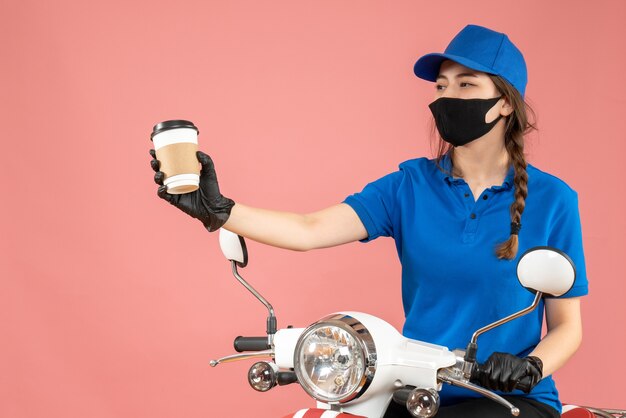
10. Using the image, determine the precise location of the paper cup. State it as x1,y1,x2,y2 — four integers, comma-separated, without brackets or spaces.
151,120,200,194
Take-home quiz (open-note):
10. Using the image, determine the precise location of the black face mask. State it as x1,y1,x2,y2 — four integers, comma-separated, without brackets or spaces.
428,96,504,147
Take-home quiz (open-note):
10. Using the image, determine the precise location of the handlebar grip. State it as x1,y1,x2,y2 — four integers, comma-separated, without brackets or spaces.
516,376,532,393
233,336,269,352
473,363,534,393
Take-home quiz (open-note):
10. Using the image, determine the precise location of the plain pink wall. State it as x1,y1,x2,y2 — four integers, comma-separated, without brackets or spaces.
1,1,625,417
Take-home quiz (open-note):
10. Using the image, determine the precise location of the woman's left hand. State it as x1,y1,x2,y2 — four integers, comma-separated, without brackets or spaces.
471,352,543,393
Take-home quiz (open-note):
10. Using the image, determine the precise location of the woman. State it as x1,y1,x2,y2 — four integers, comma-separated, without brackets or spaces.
149,24,588,418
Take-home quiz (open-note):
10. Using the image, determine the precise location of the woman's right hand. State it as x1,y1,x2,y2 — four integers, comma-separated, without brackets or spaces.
149,149,235,232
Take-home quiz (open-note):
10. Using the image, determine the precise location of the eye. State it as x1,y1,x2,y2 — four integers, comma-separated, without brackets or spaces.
435,84,445,91
460,82,474,87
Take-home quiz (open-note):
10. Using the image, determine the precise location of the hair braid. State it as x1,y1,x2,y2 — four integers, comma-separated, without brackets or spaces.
495,132,528,259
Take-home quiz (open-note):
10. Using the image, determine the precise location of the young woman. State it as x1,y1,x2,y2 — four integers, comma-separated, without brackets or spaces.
149,24,588,418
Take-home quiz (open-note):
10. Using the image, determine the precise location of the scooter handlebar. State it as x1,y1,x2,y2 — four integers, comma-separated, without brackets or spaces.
470,363,534,394
515,376,532,393
234,336,270,352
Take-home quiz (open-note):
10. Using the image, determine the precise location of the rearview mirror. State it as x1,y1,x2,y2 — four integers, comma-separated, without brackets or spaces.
516,246,575,297
219,228,248,268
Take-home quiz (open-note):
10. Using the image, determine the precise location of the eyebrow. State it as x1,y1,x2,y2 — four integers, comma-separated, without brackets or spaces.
436,73,479,80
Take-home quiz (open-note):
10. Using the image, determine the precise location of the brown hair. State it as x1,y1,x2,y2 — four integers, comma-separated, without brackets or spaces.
430,76,538,260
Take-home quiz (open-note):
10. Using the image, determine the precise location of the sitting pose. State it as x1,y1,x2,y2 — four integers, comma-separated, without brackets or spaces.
150,24,588,417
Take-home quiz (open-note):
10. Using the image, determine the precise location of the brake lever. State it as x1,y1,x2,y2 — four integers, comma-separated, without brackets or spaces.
209,349,274,367
438,368,520,416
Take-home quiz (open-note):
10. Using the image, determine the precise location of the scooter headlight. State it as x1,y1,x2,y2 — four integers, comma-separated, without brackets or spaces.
294,314,376,403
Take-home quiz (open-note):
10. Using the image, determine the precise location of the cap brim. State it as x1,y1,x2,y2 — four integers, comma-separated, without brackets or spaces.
413,53,495,81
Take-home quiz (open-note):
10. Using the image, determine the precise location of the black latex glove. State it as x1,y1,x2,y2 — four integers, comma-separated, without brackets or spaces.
150,149,235,232
471,352,543,394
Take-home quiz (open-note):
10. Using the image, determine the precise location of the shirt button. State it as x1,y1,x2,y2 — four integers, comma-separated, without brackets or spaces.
470,213,477,219
464,193,470,198
483,195,489,200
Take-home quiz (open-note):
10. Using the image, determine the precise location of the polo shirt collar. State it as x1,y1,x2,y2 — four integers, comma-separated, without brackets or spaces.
437,152,515,191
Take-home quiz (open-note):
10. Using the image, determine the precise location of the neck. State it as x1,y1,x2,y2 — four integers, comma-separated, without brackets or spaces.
450,123,510,182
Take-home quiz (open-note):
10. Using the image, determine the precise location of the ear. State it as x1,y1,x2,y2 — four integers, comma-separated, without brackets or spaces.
500,97,514,116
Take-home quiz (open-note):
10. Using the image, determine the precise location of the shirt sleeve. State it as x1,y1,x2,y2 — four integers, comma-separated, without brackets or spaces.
342,170,404,243
547,189,589,298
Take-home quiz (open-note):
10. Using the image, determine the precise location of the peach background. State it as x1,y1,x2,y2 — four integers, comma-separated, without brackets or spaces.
2,1,625,417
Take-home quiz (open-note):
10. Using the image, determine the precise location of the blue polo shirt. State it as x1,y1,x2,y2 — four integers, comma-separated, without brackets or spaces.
342,152,588,413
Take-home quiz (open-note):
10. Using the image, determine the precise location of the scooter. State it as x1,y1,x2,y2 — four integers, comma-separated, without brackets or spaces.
209,228,625,418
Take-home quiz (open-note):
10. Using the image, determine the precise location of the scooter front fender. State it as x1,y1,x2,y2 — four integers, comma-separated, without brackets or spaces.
282,409,366,418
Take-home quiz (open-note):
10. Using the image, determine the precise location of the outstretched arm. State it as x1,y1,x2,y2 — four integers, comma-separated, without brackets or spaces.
223,202,368,252
150,149,368,251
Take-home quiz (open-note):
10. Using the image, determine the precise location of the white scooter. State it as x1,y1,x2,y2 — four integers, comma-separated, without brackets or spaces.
209,229,624,418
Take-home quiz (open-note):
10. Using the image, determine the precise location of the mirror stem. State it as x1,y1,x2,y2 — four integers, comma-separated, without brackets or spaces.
471,292,542,345
464,292,543,365
231,261,277,344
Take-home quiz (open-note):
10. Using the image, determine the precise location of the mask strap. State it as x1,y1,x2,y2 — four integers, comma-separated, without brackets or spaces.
487,95,505,124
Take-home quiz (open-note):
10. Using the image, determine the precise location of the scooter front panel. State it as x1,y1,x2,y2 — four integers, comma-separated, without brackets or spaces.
274,328,305,368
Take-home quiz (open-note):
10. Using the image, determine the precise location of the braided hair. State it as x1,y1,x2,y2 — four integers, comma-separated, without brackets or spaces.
431,75,538,260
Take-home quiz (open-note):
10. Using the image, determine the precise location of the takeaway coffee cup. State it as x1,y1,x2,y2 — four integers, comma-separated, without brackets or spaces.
150,120,200,194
